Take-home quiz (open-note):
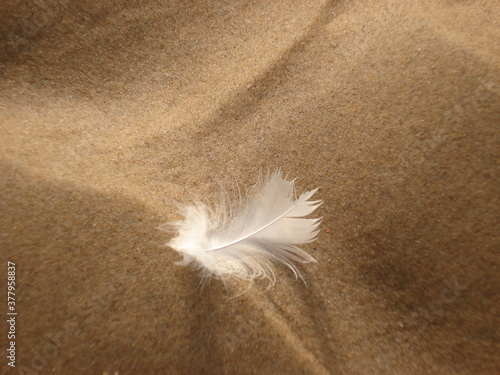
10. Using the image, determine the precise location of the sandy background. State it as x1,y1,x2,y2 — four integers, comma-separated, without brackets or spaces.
1,0,499,374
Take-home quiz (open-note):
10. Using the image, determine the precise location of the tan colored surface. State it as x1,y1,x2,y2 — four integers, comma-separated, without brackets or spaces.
1,1,499,374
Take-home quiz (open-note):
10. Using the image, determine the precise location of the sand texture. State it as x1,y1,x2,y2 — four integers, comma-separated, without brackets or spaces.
1,1,499,374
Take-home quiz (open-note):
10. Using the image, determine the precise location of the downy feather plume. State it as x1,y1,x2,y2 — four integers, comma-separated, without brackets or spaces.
163,170,322,285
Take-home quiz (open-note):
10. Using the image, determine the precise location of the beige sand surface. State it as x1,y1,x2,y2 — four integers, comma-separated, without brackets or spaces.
1,1,499,374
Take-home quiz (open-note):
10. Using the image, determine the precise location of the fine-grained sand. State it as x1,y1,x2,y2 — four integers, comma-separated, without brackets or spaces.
1,1,498,374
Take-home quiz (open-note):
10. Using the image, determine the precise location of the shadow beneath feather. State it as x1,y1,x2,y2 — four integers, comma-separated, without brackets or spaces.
0,161,188,372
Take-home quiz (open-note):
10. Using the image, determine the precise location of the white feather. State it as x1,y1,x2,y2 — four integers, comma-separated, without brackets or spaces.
164,170,322,285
